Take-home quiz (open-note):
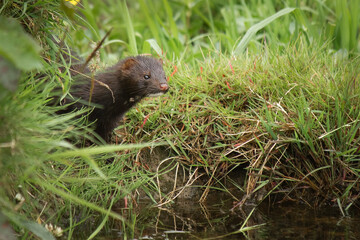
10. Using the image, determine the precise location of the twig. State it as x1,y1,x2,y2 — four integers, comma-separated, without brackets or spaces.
80,28,113,73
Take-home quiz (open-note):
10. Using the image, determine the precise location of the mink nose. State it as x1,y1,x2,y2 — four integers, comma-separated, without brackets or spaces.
160,83,169,91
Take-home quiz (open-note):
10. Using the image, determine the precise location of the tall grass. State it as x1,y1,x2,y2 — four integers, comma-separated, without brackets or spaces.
0,1,162,239
68,0,359,60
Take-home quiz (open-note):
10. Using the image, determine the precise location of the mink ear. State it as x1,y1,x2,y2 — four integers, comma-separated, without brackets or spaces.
121,58,137,71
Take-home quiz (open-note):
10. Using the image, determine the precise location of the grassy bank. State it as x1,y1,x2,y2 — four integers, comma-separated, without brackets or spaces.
125,41,360,208
1,0,359,239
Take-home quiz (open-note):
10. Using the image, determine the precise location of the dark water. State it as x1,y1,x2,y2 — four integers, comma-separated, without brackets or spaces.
254,202,360,240
97,196,360,240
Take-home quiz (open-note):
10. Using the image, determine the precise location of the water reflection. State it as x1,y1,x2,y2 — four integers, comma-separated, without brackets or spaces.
100,198,360,240
256,202,360,240
124,199,247,240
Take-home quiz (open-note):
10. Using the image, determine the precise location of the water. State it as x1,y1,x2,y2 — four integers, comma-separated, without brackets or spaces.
82,163,360,239
254,202,360,240
98,196,360,240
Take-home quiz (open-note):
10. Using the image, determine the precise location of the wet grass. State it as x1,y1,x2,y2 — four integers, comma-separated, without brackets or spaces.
1,0,360,239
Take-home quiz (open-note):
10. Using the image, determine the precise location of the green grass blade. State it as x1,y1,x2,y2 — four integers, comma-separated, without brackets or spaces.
349,0,359,52
338,0,350,50
50,142,165,158
206,0,215,33
162,0,178,38
87,200,113,240
233,7,296,55
146,39,163,56
39,181,125,221
138,0,161,42
120,0,138,55
3,211,56,240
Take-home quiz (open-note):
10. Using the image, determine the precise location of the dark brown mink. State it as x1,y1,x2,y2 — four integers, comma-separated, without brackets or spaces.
63,56,169,142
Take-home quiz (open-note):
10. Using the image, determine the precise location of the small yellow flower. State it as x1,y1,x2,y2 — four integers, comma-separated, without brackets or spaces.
66,0,80,6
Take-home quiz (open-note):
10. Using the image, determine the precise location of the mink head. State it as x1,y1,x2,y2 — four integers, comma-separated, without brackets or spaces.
120,56,169,99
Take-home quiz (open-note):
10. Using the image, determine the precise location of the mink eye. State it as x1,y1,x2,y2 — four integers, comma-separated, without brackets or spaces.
144,75,150,80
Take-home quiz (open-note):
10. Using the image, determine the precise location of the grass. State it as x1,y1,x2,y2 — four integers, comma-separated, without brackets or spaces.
0,0,359,239
124,39,360,206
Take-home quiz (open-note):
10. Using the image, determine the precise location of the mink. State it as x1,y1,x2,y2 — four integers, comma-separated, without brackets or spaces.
62,55,169,142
